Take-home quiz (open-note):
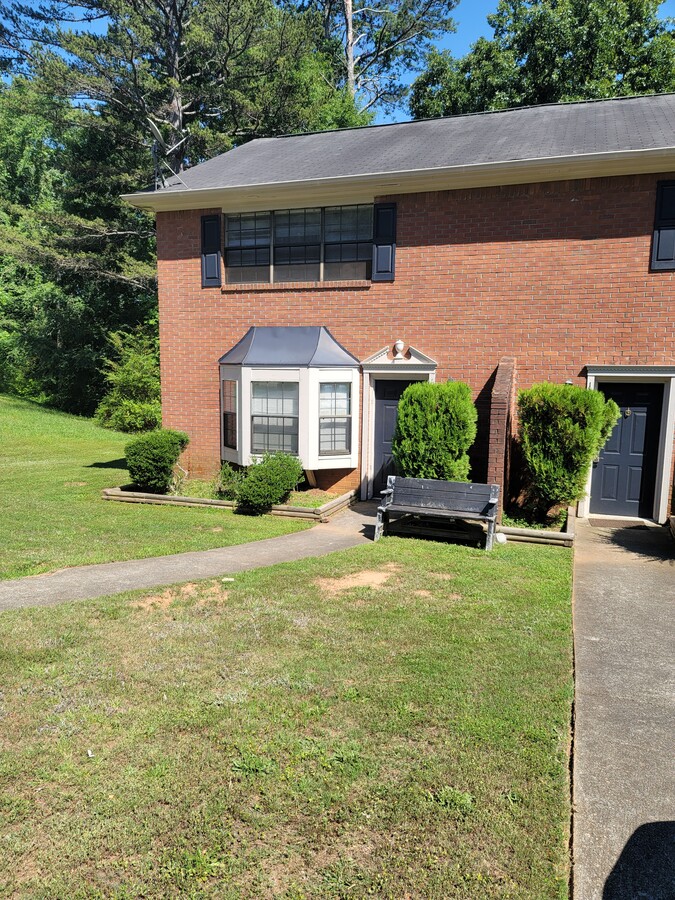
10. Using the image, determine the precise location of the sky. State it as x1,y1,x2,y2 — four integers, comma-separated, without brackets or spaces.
379,0,675,122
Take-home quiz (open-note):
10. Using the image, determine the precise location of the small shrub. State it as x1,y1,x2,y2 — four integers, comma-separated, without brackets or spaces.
392,381,477,481
125,428,189,493
518,382,620,514
236,453,304,513
95,397,161,433
214,461,247,501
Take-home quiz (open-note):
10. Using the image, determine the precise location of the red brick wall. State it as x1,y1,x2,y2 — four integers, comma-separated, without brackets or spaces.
486,357,517,521
156,173,675,509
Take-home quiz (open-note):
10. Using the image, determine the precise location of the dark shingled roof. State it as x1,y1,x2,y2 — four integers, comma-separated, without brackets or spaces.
163,94,675,192
219,326,359,367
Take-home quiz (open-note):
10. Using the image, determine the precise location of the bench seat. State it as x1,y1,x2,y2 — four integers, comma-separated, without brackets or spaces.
374,475,500,550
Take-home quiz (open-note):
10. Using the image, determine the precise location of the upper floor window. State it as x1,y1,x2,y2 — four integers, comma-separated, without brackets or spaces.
652,181,675,270
224,205,374,284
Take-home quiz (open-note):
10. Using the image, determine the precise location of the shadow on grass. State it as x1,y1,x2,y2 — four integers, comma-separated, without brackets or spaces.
604,821,675,899
87,458,127,469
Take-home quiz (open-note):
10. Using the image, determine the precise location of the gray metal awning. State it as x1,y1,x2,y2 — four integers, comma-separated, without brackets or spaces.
218,326,359,367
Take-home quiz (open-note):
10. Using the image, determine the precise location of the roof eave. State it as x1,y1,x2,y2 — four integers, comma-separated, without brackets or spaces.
121,147,675,213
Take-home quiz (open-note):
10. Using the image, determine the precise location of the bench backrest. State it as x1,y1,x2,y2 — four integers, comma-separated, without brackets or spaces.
387,475,499,517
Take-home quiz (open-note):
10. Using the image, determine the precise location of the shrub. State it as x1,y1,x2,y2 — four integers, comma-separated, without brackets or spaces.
125,428,189,493
518,382,620,513
236,453,304,513
95,329,161,433
392,381,478,481
214,461,247,501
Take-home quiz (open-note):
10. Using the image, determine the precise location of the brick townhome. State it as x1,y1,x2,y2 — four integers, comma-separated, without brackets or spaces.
125,94,675,522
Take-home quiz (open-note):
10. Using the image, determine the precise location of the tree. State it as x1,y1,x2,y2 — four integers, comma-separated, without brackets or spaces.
291,0,458,111
410,0,675,118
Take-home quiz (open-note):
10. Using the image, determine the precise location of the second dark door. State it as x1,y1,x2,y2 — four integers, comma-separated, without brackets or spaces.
373,379,415,493
590,382,663,518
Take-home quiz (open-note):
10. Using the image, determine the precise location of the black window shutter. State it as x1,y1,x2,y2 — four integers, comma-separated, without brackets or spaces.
201,215,222,287
372,202,396,281
651,182,675,271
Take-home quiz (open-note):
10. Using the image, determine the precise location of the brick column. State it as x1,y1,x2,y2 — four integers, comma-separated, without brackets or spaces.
486,357,517,522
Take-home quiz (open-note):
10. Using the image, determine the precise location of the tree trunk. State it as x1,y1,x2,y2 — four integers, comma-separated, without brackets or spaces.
343,0,356,98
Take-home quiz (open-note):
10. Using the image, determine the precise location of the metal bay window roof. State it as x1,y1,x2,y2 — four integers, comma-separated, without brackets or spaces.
218,326,359,367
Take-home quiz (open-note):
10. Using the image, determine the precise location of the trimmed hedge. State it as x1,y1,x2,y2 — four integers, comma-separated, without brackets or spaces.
236,453,304,514
392,381,477,481
518,382,620,512
125,429,189,494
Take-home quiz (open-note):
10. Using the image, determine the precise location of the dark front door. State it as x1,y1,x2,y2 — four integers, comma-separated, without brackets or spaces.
373,379,414,492
590,382,663,517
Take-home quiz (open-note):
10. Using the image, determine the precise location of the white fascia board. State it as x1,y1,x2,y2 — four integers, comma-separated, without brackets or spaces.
122,147,675,213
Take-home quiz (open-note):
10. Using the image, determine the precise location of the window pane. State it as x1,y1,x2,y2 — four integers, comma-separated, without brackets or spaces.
222,380,237,449
274,208,321,245
226,213,270,248
225,266,270,284
273,263,320,283
323,261,370,281
319,418,351,455
251,416,298,454
320,382,350,415
252,382,299,416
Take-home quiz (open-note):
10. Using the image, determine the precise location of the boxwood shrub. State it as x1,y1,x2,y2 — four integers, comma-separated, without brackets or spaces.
518,382,619,513
392,381,477,481
125,429,190,494
236,453,304,514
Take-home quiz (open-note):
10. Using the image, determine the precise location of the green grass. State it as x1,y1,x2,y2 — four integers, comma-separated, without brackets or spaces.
0,537,573,898
0,395,310,579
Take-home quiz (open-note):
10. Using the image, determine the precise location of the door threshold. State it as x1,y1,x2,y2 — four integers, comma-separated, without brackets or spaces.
585,514,662,529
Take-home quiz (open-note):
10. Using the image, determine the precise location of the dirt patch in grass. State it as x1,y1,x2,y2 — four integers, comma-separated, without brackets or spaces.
315,562,401,595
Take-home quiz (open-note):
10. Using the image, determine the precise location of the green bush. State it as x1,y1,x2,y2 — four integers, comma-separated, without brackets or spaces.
518,382,620,512
214,461,247,501
392,381,478,481
95,329,161,433
236,453,304,513
125,428,189,494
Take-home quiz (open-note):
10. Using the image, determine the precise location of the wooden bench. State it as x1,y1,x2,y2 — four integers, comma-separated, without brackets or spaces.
375,475,500,550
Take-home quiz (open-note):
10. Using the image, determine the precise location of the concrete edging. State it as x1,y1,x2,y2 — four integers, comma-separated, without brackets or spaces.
101,487,357,522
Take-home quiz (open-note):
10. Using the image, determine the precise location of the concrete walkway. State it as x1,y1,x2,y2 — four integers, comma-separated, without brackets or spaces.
0,503,376,612
573,519,675,900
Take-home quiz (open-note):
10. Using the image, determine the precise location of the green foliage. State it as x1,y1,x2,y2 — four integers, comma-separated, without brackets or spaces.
214,461,247,501
95,329,161,432
392,381,477,481
518,382,620,512
236,453,305,513
411,0,675,117
125,429,190,494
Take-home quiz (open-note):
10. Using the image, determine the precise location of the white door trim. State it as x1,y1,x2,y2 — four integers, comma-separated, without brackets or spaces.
359,345,437,500
581,366,675,523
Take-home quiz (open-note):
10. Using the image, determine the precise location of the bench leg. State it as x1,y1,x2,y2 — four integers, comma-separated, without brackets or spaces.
485,519,495,551
374,508,384,542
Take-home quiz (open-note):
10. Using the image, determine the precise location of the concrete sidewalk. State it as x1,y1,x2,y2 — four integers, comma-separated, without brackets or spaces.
573,519,675,900
0,503,376,612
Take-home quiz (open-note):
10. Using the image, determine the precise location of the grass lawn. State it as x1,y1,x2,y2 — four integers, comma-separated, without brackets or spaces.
0,395,310,579
0,537,573,898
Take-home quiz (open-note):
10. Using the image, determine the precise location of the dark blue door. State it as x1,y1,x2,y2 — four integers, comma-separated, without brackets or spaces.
590,382,663,517
373,380,414,492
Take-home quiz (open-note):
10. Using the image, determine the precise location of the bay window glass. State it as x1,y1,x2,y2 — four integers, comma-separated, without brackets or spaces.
251,382,299,454
319,382,351,455
222,380,237,449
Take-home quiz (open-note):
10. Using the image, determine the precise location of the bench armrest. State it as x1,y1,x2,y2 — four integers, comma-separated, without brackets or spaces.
380,488,393,495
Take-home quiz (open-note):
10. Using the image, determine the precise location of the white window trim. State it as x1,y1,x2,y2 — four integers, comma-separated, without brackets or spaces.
359,345,437,500
581,366,675,523
220,364,360,470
